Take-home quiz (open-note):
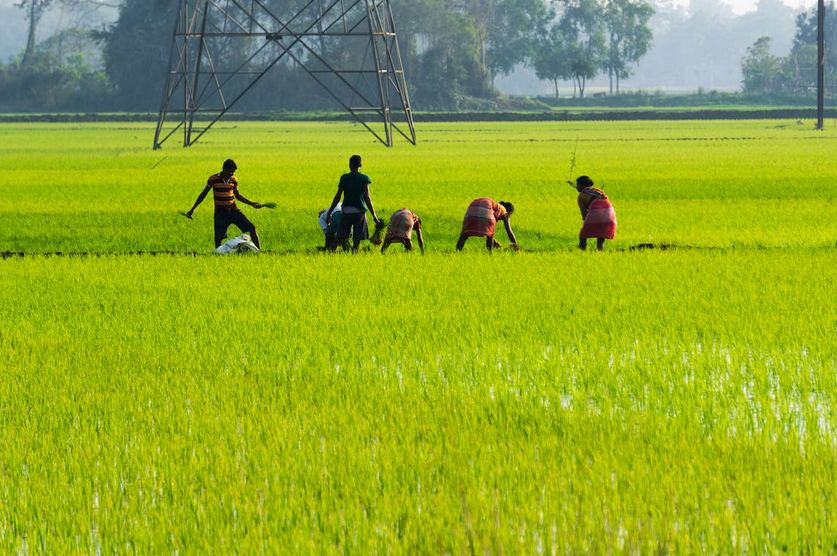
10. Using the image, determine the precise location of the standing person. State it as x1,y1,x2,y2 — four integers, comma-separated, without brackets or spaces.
381,208,425,254
325,155,381,252
318,204,346,250
184,159,265,250
456,198,519,252
575,175,617,251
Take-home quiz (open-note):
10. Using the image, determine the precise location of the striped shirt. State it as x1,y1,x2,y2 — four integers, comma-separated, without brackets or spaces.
209,173,238,210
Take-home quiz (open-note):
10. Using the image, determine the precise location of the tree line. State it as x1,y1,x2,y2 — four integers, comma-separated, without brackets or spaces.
1,0,654,112
741,3,836,99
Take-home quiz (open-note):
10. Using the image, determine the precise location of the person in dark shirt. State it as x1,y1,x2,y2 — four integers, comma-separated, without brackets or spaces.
184,159,265,250
325,155,381,252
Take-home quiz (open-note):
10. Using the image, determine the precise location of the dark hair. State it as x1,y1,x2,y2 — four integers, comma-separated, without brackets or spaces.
223,159,238,172
576,175,594,188
499,201,515,215
349,154,362,169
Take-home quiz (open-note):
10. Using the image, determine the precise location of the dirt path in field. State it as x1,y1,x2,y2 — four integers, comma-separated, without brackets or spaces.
4,244,833,259
1,251,201,259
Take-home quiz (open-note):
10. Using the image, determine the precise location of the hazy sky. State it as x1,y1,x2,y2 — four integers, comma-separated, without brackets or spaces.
673,0,817,13
0,0,824,9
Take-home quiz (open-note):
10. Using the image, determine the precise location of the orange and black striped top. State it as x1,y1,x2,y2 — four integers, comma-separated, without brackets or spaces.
208,173,238,210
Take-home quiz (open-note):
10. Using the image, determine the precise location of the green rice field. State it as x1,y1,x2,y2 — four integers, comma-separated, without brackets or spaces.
1,120,835,552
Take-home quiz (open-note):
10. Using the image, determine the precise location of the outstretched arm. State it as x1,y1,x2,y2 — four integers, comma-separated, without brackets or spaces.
415,225,425,255
185,185,212,219
326,187,342,224
362,187,380,225
503,218,519,250
578,195,589,220
234,186,263,209
380,237,392,254
578,189,602,220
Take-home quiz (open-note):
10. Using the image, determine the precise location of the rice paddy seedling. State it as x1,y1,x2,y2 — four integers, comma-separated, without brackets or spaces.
0,120,834,552
1,120,835,254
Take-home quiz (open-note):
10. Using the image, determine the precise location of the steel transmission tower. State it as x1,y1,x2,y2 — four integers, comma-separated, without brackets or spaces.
153,0,416,149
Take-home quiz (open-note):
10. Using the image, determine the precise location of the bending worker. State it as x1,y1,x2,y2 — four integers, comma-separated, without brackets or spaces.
381,208,425,254
184,159,265,250
318,203,345,251
456,198,519,252
574,175,617,251
325,154,381,252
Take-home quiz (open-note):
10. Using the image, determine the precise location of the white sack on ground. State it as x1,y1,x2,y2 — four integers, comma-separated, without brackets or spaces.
215,234,260,254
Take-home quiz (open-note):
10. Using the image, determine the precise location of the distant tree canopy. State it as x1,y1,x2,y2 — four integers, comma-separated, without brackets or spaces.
16,0,118,64
2,0,657,111
533,0,652,98
741,2,836,97
99,0,546,110
100,0,174,111
602,0,654,94
741,36,784,94
0,27,110,111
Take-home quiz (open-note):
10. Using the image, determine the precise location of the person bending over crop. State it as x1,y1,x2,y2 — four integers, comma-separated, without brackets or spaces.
575,175,617,251
318,203,347,251
185,159,265,250
326,155,381,252
456,198,519,252
381,208,425,254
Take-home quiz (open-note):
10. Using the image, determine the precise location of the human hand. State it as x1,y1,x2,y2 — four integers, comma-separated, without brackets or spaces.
253,203,264,209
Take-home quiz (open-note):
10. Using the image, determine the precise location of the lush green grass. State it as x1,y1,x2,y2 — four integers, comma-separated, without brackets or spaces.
1,251,835,552
2,120,836,253
0,121,835,552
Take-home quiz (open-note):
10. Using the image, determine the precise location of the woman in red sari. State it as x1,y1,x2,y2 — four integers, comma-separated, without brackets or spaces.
456,198,519,252
575,176,617,251
381,208,425,254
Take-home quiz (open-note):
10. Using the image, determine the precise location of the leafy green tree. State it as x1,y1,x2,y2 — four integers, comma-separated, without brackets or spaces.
532,21,573,98
602,0,653,94
452,0,551,94
101,0,176,110
16,0,120,64
782,43,819,94
0,28,111,110
392,0,485,108
792,1,836,54
741,36,783,94
785,2,836,93
558,0,606,98
100,0,489,111
16,0,55,64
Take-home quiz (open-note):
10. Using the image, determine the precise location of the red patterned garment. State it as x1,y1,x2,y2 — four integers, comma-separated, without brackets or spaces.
386,209,420,240
578,187,617,239
461,198,507,238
